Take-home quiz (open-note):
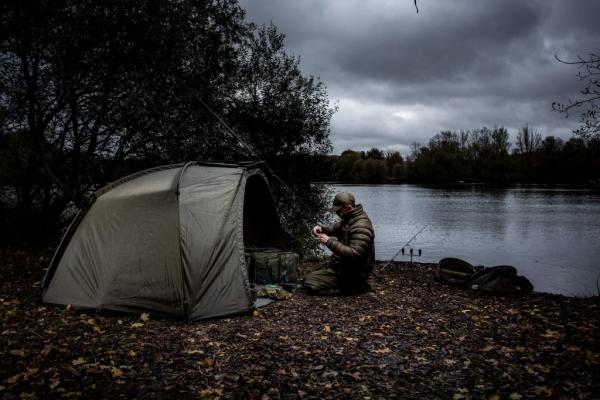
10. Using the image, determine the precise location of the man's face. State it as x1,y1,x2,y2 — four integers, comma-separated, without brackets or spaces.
336,204,354,217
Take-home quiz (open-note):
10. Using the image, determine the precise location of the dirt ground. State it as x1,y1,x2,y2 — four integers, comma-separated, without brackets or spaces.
1,249,599,399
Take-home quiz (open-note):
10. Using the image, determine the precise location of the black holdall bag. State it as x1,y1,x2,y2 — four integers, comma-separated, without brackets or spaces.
468,265,534,294
435,258,533,295
435,257,479,287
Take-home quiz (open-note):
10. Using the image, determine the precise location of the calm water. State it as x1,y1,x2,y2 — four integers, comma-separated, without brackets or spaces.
331,184,600,297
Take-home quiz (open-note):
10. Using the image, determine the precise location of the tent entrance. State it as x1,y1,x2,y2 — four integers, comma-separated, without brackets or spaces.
243,175,298,285
243,174,287,250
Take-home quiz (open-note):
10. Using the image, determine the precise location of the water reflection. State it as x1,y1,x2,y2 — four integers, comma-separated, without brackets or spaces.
331,184,600,296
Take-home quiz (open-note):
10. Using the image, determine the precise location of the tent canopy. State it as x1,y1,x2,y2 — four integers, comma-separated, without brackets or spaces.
42,162,288,320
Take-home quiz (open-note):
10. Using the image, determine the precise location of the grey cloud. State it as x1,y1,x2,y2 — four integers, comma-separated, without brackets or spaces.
239,0,600,154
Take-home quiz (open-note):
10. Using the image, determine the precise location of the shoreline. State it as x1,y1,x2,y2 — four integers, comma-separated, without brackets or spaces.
302,259,600,299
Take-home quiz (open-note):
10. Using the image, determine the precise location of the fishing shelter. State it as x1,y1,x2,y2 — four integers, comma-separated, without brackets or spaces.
42,162,289,320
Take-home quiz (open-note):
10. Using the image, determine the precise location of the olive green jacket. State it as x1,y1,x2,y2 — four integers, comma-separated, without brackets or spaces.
321,204,375,271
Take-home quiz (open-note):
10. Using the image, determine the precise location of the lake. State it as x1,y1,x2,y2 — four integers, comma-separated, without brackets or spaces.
330,184,600,297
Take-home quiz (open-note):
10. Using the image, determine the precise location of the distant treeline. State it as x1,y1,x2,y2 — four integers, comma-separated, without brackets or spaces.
317,126,600,184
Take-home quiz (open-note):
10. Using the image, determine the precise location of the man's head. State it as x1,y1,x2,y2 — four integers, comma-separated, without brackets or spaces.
328,192,356,216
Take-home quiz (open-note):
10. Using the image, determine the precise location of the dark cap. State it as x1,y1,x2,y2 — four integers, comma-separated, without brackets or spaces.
328,192,355,212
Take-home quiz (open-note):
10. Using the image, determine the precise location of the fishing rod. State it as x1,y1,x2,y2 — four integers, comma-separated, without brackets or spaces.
379,223,430,273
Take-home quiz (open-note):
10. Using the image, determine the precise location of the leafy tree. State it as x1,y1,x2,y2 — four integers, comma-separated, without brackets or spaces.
351,158,386,182
232,24,333,160
408,131,469,182
333,150,362,181
467,126,512,182
365,147,385,160
384,151,404,180
0,0,334,250
228,23,335,255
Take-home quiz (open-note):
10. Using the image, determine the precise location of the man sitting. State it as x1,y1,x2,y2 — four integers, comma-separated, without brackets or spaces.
303,192,375,295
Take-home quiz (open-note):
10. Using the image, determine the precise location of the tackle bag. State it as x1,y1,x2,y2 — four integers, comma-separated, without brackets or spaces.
434,257,480,287
245,248,299,285
469,265,534,294
435,258,533,295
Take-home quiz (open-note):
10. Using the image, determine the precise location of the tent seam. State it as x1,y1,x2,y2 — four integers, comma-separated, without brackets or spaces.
175,163,196,318
238,169,254,309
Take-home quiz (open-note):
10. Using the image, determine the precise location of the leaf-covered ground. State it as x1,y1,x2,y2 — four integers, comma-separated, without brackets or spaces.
1,249,599,399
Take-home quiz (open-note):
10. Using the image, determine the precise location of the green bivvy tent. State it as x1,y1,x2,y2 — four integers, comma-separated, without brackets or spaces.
42,162,289,320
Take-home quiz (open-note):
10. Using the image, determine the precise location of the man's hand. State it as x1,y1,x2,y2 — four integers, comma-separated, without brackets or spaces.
311,225,322,236
316,233,330,244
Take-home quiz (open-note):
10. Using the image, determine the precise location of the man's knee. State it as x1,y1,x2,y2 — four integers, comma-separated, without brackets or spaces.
302,268,340,294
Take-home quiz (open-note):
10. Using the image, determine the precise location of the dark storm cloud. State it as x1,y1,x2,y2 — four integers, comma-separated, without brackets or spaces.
239,0,600,154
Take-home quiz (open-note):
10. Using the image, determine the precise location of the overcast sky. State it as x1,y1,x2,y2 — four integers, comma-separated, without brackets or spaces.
239,0,600,155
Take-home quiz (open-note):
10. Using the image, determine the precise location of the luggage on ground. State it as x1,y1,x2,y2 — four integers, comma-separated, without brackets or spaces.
435,257,533,295
245,248,299,285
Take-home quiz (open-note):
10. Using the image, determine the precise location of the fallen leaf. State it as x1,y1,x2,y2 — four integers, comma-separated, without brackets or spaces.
541,330,560,339
533,386,553,396
373,347,391,354
40,345,53,356
71,357,86,366
183,349,204,355
199,357,215,367
130,322,144,329
452,388,469,400
85,367,102,375
9,349,26,357
7,373,24,384
61,392,82,398
198,386,223,398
